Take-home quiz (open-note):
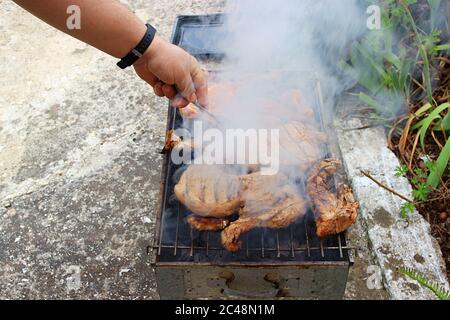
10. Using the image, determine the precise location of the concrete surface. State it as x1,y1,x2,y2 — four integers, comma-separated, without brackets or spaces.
342,207,389,300
0,0,446,300
335,113,450,300
0,0,224,299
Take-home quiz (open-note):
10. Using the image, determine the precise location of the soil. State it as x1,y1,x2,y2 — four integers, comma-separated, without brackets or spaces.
391,133,450,282
390,59,450,282
387,1,449,278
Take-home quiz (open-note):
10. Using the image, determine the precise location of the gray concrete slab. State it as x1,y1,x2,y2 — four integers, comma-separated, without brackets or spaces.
0,0,224,299
335,109,449,300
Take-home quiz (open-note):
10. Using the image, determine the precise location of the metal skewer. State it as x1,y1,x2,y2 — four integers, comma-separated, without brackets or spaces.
173,84,222,125
191,100,223,127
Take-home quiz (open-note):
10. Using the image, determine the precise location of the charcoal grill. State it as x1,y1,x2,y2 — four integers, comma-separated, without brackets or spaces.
151,14,354,299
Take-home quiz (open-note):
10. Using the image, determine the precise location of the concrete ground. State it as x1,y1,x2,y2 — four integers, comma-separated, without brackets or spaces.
0,0,224,299
1,0,446,300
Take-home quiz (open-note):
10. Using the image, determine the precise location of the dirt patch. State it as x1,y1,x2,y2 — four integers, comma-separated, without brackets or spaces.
405,282,420,292
414,254,425,264
372,208,396,228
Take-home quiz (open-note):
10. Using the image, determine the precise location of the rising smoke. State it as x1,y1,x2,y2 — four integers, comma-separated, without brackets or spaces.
187,0,369,177
218,0,367,107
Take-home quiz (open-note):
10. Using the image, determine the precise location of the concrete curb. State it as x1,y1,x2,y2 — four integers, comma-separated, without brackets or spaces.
336,117,449,300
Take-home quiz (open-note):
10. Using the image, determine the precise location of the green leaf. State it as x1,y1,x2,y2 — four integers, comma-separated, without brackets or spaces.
395,165,408,177
418,103,450,149
433,43,450,52
434,111,450,131
400,203,415,219
354,42,387,79
427,138,450,188
414,167,427,179
425,160,437,173
423,29,442,54
411,103,435,130
400,0,433,102
400,267,450,300
399,56,413,93
441,111,450,130
416,103,434,116
347,43,382,93
412,182,430,201
384,52,402,69
358,92,383,110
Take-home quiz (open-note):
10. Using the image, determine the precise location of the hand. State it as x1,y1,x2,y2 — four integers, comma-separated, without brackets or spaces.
133,35,208,108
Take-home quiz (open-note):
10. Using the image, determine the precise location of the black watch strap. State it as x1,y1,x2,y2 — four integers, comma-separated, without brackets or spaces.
117,23,156,69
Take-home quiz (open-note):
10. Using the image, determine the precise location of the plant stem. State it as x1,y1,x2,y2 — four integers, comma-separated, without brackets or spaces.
360,170,415,203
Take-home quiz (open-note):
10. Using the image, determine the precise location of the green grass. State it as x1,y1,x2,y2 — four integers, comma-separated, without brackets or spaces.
427,138,450,188
349,1,449,191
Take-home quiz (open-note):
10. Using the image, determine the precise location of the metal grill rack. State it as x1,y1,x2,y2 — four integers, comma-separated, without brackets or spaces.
152,14,354,299
155,207,352,263
153,70,354,265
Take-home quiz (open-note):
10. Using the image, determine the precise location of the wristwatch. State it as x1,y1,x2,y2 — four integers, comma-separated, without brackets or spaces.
117,23,156,69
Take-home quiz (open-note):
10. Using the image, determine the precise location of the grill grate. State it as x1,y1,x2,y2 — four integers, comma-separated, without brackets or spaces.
155,201,352,262
154,193,353,264
153,69,354,265
157,209,350,259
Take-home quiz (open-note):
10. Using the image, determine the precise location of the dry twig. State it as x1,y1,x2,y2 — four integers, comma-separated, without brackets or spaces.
360,170,415,203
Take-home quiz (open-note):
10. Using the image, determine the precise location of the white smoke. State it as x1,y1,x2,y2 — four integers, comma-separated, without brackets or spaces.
217,0,367,105
187,0,369,176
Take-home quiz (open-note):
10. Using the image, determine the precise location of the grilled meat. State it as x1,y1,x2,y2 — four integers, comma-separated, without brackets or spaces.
188,117,327,171
171,80,338,252
208,82,237,108
179,83,236,119
306,159,359,237
186,215,230,231
175,166,308,251
278,121,327,170
258,90,315,122
222,184,308,252
174,165,243,218
239,172,290,216
288,89,315,119
161,129,195,154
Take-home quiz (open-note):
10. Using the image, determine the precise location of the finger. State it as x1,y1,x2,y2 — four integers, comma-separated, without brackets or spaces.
162,84,177,99
175,56,198,102
172,95,190,108
179,103,198,118
177,98,190,108
191,63,209,107
154,82,164,97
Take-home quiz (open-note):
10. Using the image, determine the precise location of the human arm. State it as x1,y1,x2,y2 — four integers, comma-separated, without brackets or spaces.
13,0,207,107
